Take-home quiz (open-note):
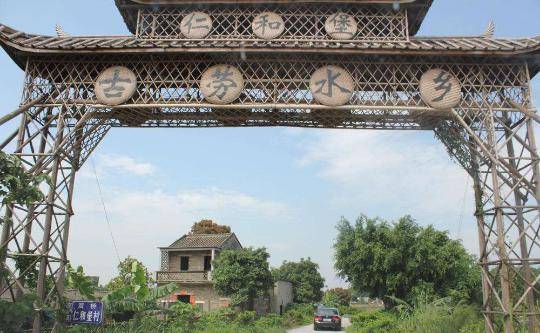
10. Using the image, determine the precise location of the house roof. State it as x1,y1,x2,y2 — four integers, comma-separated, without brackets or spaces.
114,0,432,36
1,23,539,74
165,233,239,249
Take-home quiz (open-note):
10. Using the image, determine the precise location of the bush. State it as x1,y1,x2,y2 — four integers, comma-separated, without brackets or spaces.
349,310,398,333
0,295,36,333
255,314,283,329
282,303,314,328
235,311,257,326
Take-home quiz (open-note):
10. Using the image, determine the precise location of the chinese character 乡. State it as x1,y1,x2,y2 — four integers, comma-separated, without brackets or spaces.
206,66,238,100
253,14,282,35
330,14,353,34
98,69,132,98
432,71,453,102
314,68,352,98
183,13,210,34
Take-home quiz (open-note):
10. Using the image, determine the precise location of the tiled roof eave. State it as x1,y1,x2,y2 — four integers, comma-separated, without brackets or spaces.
1,24,539,67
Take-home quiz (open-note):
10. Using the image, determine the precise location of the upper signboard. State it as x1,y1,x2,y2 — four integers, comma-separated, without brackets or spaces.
115,0,432,36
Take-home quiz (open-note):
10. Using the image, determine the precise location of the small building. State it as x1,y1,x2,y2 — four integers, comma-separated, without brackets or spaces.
157,232,293,313
157,233,242,311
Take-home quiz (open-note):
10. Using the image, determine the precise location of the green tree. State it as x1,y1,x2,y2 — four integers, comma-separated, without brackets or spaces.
0,151,45,208
325,287,351,306
190,219,231,234
103,261,176,319
66,264,96,300
106,256,154,291
272,258,325,304
334,215,481,307
212,247,273,310
0,151,46,290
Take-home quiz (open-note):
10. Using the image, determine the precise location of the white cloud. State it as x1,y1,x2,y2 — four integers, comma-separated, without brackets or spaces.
69,184,288,284
96,154,156,176
296,129,477,245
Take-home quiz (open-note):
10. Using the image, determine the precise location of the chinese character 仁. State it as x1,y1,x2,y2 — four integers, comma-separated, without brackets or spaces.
314,68,352,98
253,14,282,35
98,69,133,98
206,66,238,100
183,13,210,34
431,71,453,102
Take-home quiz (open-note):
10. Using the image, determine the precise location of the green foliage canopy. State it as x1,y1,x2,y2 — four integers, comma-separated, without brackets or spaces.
106,256,154,291
0,151,45,208
212,247,274,309
334,215,481,306
190,219,231,234
272,258,325,304
324,288,352,307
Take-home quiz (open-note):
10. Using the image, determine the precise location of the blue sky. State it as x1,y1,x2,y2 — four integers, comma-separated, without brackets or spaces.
0,0,539,288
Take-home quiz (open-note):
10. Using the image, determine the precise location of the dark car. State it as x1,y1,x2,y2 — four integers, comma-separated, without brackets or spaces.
313,307,341,331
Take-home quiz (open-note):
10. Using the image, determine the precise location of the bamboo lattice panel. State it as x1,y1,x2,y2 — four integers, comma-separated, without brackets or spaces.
136,4,408,41
21,54,529,130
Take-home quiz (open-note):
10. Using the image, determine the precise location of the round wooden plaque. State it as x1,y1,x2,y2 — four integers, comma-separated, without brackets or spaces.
95,66,137,106
200,65,244,104
310,65,354,106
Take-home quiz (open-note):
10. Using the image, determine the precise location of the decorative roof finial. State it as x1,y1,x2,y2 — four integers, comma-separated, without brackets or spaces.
55,24,69,38
483,20,495,38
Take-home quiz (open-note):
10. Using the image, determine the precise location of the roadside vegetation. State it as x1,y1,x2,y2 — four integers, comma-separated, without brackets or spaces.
2,156,537,333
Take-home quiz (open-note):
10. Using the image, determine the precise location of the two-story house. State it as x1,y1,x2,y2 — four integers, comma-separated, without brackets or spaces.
156,233,242,311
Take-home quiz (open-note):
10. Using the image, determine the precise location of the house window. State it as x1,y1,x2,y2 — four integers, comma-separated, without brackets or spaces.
204,256,212,271
180,256,189,271
177,294,190,304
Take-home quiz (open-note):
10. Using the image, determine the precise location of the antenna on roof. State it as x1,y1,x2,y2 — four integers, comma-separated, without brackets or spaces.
55,24,70,38
483,20,495,38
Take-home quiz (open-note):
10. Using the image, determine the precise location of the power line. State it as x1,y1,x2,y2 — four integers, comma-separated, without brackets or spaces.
91,158,122,264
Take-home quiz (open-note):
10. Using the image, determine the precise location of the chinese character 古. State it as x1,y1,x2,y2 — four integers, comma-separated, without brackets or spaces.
330,14,353,34
206,66,238,100
253,14,282,35
314,68,352,98
183,13,210,34
98,69,133,98
432,71,453,102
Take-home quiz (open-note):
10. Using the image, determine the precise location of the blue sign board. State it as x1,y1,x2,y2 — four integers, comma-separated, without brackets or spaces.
67,301,104,325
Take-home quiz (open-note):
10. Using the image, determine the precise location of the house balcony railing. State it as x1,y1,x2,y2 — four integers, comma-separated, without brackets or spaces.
156,271,211,283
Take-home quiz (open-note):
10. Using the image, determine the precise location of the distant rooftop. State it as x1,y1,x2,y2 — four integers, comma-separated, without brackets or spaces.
164,233,240,249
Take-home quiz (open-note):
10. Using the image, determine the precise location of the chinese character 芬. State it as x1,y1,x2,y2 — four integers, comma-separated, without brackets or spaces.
313,68,352,98
253,14,282,35
206,66,238,100
431,71,453,102
98,69,133,98
330,14,353,34
182,13,210,34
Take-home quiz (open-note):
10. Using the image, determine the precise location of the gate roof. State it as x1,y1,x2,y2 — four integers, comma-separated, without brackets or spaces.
1,23,539,76
115,0,433,35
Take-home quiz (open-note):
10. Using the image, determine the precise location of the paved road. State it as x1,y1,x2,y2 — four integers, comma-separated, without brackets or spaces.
287,317,351,333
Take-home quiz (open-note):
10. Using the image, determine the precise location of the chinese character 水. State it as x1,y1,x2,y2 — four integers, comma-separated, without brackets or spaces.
314,68,352,98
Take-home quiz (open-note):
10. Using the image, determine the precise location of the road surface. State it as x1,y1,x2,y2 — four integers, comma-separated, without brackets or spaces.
287,317,351,333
